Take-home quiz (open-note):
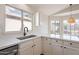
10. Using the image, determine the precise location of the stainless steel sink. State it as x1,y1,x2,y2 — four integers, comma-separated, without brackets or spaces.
17,35,36,40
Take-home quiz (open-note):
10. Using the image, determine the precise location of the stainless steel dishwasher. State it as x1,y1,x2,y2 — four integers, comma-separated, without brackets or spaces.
0,45,18,55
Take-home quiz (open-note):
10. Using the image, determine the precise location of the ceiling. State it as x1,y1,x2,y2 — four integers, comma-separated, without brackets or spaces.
53,4,79,16
28,4,68,15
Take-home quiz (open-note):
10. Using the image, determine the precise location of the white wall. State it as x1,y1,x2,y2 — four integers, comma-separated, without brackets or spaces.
0,4,5,35
33,12,49,36
39,13,48,36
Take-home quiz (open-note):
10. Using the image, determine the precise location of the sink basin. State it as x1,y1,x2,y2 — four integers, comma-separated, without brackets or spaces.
17,35,37,40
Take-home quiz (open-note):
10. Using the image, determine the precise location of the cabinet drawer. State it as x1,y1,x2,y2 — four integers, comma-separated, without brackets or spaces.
63,41,79,49
33,37,41,43
52,39,63,44
69,42,79,48
63,41,70,46
19,40,33,49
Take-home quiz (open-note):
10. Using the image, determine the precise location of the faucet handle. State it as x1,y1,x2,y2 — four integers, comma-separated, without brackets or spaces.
24,32,26,36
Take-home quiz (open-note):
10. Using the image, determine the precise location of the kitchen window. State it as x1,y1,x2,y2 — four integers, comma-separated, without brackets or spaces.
5,5,32,32
23,12,32,31
50,16,79,40
63,20,71,39
63,19,79,40
5,6,22,32
50,19,61,38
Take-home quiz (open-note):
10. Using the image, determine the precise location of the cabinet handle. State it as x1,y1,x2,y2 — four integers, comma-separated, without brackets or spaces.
56,40,58,42
70,43,72,45
60,46,63,48
35,44,36,46
34,44,36,46
64,47,66,48
32,46,34,47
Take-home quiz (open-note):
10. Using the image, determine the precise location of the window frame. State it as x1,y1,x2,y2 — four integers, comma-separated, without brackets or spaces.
5,5,33,33
49,16,79,40
50,17,61,38
63,19,79,40
22,11,33,32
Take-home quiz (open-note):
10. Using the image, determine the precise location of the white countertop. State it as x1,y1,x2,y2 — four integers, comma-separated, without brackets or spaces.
0,34,79,50
0,35,41,50
0,38,20,50
42,35,79,43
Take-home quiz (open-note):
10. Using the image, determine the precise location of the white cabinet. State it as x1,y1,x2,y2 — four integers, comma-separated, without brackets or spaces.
63,46,79,55
52,44,63,55
52,39,79,55
19,40,33,55
63,41,79,55
42,37,79,55
51,39,63,55
42,38,63,55
19,37,42,55
19,36,79,55
42,37,52,55
33,37,42,55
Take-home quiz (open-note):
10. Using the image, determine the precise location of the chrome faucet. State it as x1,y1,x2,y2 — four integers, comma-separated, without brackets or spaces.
24,27,28,36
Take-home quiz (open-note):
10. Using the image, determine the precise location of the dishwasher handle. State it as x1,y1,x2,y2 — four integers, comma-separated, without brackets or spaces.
0,49,17,55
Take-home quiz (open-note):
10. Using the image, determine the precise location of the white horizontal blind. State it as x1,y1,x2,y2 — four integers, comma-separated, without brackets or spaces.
23,12,32,31
5,5,32,32
5,6,21,32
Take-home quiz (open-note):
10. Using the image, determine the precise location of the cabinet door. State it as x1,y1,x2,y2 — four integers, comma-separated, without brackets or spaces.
64,46,79,55
43,38,52,55
19,40,33,55
52,44,63,55
33,38,42,55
